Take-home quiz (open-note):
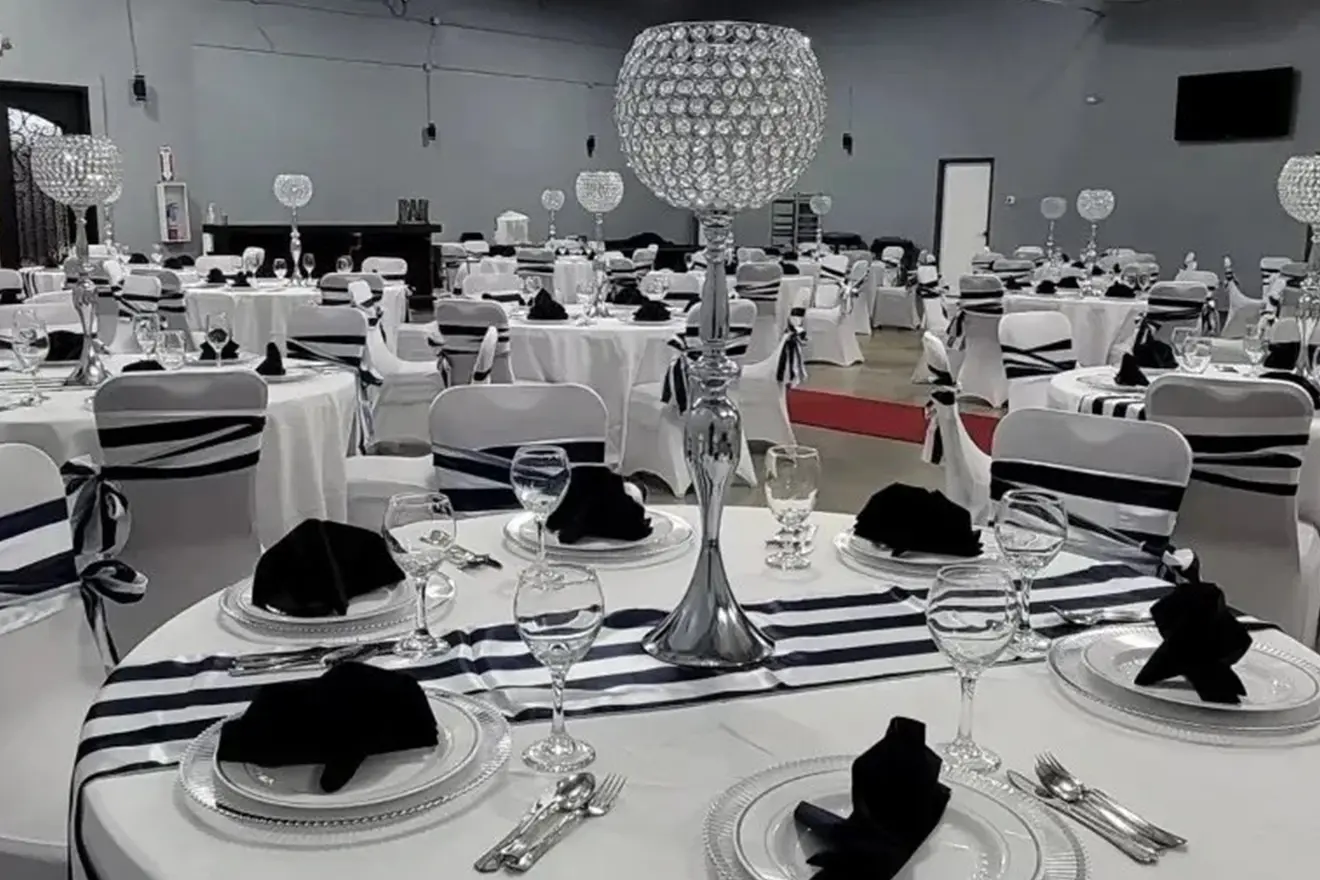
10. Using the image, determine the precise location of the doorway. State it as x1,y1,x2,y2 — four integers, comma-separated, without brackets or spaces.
934,158,994,283
0,81,94,268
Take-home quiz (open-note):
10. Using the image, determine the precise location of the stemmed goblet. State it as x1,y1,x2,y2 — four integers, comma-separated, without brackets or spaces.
926,563,1019,772
382,492,457,660
764,445,821,570
301,252,317,283
511,445,571,570
994,489,1068,660
204,313,232,368
132,313,162,357
11,308,50,405
272,258,288,281
336,255,353,273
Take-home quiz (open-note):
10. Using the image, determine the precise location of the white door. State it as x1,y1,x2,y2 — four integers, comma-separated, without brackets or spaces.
937,160,993,283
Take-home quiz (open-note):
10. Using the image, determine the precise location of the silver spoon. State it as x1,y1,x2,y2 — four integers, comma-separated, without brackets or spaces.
500,774,597,862
473,772,594,872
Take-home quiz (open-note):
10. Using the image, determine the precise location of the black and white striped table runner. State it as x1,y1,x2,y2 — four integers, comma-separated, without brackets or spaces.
1078,393,1147,420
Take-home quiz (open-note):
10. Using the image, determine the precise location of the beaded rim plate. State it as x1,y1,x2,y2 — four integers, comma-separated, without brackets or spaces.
502,509,694,566
179,689,510,830
218,577,453,640
705,757,1087,880
833,529,994,571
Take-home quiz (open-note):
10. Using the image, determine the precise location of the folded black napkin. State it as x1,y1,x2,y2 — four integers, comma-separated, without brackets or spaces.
526,290,568,321
206,268,226,284
610,284,648,306
231,272,252,289
1131,323,1176,370
490,244,516,258
216,662,438,793
854,484,982,557
544,465,653,544
782,262,801,275
1004,276,1025,291
45,330,85,363
1091,265,1105,277
252,519,405,617
1134,581,1251,704
1114,353,1149,387
1263,342,1316,371
162,256,184,270
632,299,672,322
794,717,951,880
1070,260,1086,270
128,253,149,265
1035,280,1057,295
256,342,285,377
1057,276,1080,290
122,359,165,372
1105,281,1136,299
199,339,240,361
1261,371,1320,408
177,254,196,267
0,290,21,305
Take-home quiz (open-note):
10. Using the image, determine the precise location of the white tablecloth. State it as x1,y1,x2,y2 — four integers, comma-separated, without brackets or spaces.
1047,364,1320,531
0,355,357,546
1004,293,1146,367
185,283,408,354
79,506,1320,880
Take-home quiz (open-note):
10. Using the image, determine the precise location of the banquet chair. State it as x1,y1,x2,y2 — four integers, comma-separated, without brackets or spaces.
1175,254,1222,312
999,311,1076,412
662,271,703,312
1014,246,1045,263
464,272,523,302
839,251,876,334
133,267,195,350
286,304,381,450
992,258,1034,286
950,274,1007,407
872,249,917,330
91,372,268,652
737,298,808,448
438,243,467,293
605,256,640,299
734,261,784,361
432,299,513,385
919,331,991,522
991,408,1193,561
803,256,864,367
362,256,408,280
0,268,23,304
1220,257,1263,339
516,247,557,298
621,301,759,496
353,285,446,445
910,266,947,382
632,245,658,271
0,443,111,880
463,239,491,257
194,255,242,276
107,274,162,353
1147,376,1320,646
1260,256,1292,295
1143,281,1213,345
970,251,1002,274
344,383,608,527
1269,263,1308,318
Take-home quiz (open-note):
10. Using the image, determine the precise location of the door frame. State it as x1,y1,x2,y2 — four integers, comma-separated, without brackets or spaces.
933,157,995,262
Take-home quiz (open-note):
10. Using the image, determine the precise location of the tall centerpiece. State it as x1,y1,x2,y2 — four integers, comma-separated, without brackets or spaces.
574,170,623,249
1076,188,1115,294
1277,155,1320,374
616,21,826,669
102,180,123,253
1040,196,1067,265
31,135,124,386
273,173,313,285
541,188,565,240
809,193,832,253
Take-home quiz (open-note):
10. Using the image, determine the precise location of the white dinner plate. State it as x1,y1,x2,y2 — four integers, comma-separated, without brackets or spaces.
520,317,571,325
214,693,479,814
187,352,260,367
503,508,694,562
708,757,1084,880
1081,626,1320,714
229,580,415,628
838,528,994,569
1075,369,1171,393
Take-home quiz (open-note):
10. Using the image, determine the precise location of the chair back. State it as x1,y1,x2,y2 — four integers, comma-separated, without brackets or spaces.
0,268,22,305
663,271,703,309
132,267,190,346
429,383,607,513
194,255,242,276
998,311,1076,411
516,247,556,296
1147,375,1316,643
433,299,513,384
463,239,491,256
93,372,267,650
1145,281,1212,342
991,258,1034,284
919,331,991,519
734,261,783,305
1013,246,1045,262
1260,256,1293,295
110,274,162,353
970,251,1002,273
362,256,408,279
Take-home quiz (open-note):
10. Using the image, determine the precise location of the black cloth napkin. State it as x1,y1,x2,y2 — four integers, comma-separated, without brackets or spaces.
177,254,196,267
1261,371,1320,408
1004,277,1025,291
128,253,149,265
122,359,165,372
1131,323,1177,370
1105,281,1136,299
1134,581,1252,704
162,256,184,270
252,519,405,617
1070,260,1086,270
199,339,240,361
544,465,653,544
633,299,672,322
854,484,982,557
610,284,648,306
45,330,85,363
206,268,227,284
1035,280,1057,295
231,272,252,289
1057,276,1080,290
0,290,21,305
256,342,285,377
793,717,951,880
1091,265,1105,277
526,290,568,321
782,262,801,275
1263,342,1316,371
216,662,438,793
1114,353,1150,387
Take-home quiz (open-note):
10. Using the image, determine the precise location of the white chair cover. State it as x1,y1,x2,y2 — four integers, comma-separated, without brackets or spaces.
1147,376,1320,645
359,291,445,445
950,274,1006,407
1143,280,1213,344
463,272,523,301
662,272,703,311
919,331,991,522
361,256,408,280
516,247,557,298
1260,256,1292,296
804,255,862,366
970,251,1002,273
734,262,784,362
194,255,242,276
0,268,23,304
1221,257,1263,339
109,274,161,353
431,300,513,385
286,305,380,449
132,268,193,350
910,266,947,382
991,258,1034,284
1013,246,1045,262
999,311,1076,412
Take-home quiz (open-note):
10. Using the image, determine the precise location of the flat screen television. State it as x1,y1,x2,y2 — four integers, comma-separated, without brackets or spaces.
1174,67,1297,142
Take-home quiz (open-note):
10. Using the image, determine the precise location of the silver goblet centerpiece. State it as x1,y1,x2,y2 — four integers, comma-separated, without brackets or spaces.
616,20,827,669
575,170,623,249
1076,188,1115,294
1040,196,1067,265
273,173,314,285
1278,155,1320,374
541,188,565,241
31,135,124,386
809,193,832,254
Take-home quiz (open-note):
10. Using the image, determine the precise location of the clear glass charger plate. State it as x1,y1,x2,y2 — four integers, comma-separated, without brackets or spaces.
1080,625,1320,714
179,689,510,834
833,529,994,571
502,508,694,566
1048,626,1320,746
218,578,452,640
705,756,1087,880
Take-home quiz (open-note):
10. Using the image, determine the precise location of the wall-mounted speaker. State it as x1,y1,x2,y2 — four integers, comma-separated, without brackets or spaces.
586,134,597,158
131,74,148,103
842,132,854,155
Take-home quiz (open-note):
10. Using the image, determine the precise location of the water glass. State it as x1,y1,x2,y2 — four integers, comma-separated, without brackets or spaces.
336,255,353,273
11,308,49,405
132,313,162,356
514,562,604,772
204,312,232,367
1171,327,1196,371
511,445,571,567
1184,336,1212,373
301,253,317,281
994,489,1068,660
272,258,288,281
926,563,1018,773
1243,320,1267,374
764,444,821,570
159,330,187,369
383,492,457,660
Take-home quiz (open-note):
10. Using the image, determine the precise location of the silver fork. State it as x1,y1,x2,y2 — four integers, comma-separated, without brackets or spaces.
505,773,626,872
1037,753,1186,849
1051,605,1151,627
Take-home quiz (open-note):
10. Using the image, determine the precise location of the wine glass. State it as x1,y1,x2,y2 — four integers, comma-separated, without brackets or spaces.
301,252,317,282
11,308,49,405
244,251,262,279
272,258,288,281
510,445,571,569
764,445,821,570
159,330,187,370
132,313,162,357
336,255,353,273
1184,336,1212,373
926,563,1018,773
994,489,1068,660
1243,320,1267,375
204,312,231,367
1171,327,1196,371
382,492,457,660
514,562,604,772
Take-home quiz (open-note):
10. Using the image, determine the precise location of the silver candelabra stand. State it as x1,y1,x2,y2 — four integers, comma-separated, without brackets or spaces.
1279,154,1320,374
541,188,565,241
274,174,314,285
1040,196,1067,267
809,194,832,253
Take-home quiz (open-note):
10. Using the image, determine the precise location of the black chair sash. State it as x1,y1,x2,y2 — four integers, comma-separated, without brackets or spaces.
921,367,958,466
430,439,606,513
1180,430,1308,496
1002,339,1076,380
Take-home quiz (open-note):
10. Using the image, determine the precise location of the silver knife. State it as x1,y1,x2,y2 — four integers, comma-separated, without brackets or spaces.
472,782,565,873
1007,771,1160,864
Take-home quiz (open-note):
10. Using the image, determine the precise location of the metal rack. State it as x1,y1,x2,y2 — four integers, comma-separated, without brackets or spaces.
770,192,821,248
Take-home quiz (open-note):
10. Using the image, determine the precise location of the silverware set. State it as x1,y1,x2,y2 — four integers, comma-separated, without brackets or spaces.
474,772,626,873
226,640,396,676
1050,605,1151,627
1008,753,1185,864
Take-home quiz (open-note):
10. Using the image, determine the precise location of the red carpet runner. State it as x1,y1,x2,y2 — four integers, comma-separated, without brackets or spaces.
787,388,998,452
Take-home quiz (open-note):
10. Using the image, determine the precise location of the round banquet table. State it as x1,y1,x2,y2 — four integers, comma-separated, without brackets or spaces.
185,282,408,354
1003,293,1145,367
456,259,596,305
1048,364,1320,531
0,354,357,547
77,505,1319,880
